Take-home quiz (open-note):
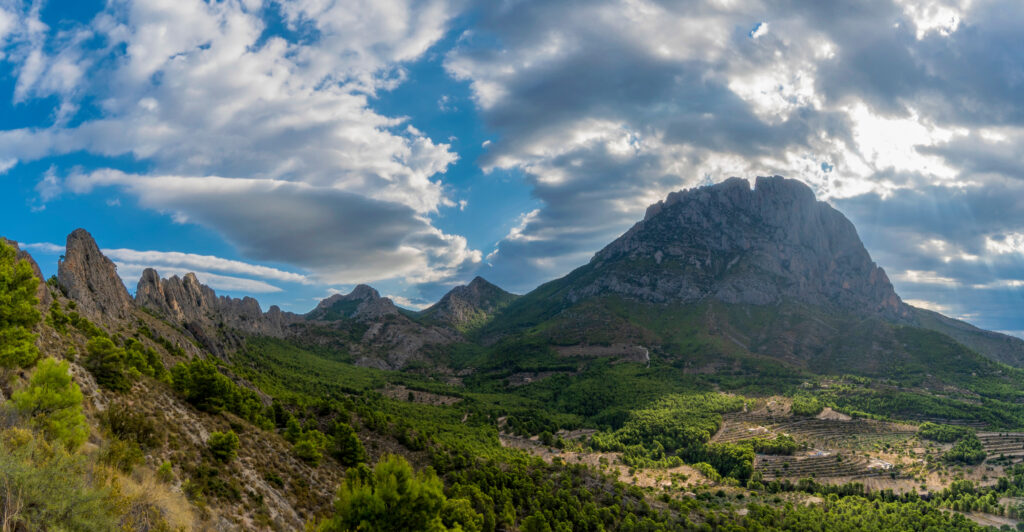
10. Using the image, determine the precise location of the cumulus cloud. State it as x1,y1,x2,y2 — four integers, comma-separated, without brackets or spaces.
1,0,476,286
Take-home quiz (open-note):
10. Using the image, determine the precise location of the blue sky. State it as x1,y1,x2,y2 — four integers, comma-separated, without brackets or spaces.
1,0,1023,336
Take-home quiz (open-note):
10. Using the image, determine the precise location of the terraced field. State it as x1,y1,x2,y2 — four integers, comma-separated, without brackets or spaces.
979,432,1024,459
770,418,916,449
756,452,893,481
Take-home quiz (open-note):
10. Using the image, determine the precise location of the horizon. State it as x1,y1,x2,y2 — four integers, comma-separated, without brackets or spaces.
2,1,1023,336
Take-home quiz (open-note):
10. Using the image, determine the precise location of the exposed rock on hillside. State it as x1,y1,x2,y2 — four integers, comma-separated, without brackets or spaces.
57,228,134,320
581,176,907,318
420,277,517,331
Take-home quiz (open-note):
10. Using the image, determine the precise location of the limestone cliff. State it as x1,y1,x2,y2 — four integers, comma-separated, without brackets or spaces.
57,229,134,320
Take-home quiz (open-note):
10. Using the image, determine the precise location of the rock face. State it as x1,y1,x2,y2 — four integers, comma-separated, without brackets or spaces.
577,176,908,318
136,268,298,338
420,277,517,331
58,229,134,320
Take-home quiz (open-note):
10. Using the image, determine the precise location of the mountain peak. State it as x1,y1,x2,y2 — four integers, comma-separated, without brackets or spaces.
309,284,398,321
57,228,134,320
420,276,517,332
584,176,906,317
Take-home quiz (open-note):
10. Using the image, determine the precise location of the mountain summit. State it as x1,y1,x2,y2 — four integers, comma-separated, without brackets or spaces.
578,176,905,317
419,276,518,332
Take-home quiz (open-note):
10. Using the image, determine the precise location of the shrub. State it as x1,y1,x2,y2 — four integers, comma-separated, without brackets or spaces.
0,429,118,529
292,429,329,465
100,438,144,473
157,461,175,483
10,358,88,450
102,404,160,449
208,430,240,462
919,422,972,443
791,395,823,417
944,433,986,465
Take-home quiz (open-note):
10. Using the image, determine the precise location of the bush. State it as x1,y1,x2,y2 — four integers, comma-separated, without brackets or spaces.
100,438,144,473
208,430,240,462
791,395,823,417
10,358,88,449
172,359,268,426
157,461,175,483
102,404,160,449
0,429,118,530
294,429,329,465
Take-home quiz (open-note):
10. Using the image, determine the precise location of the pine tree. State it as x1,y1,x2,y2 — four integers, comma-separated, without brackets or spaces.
0,240,41,371
11,358,88,450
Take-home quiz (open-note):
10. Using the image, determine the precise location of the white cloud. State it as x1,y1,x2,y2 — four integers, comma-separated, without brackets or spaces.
21,242,64,254
100,248,311,285
903,298,951,313
892,270,960,286
387,294,430,310
114,263,283,294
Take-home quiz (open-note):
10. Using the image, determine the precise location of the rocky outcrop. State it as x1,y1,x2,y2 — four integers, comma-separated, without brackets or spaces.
57,229,134,320
136,268,298,338
419,277,517,331
578,176,908,318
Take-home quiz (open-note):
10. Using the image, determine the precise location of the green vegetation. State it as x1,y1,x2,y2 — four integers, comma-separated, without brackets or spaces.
318,454,480,531
84,336,166,391
944,433,987,465
208,430,240,462
918,421,973,443
790,394,823,416
171,358,270,427
0,240,41,371
10,358,88,450
0,428,118,530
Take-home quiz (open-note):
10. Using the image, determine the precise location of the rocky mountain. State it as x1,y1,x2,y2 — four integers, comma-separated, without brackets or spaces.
484,176,1024,372
57,228,136,321
419,276,518,332
579,176,906,317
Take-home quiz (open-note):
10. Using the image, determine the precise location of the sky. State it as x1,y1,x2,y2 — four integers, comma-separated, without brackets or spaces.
1,0,1022,336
